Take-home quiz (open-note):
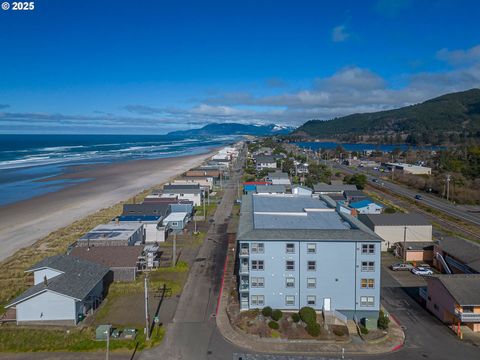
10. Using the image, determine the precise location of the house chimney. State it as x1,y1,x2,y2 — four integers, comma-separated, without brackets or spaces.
43,275,48,286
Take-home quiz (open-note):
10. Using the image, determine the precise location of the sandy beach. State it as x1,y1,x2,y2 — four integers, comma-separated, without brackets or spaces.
0,151,215,262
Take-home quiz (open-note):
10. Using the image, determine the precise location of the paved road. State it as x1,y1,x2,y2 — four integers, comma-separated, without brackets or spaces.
333,163,480,226
138,148,247,360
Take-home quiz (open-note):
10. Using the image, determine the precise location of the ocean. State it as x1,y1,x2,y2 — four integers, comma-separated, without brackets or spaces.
0,134,237,206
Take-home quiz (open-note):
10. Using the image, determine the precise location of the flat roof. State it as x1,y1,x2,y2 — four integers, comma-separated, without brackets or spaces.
70,246,142,268
164,212,189,222
237,194,380,242
79,222,143,241
313,183,358,192
359,213,431,227
256,185,286,193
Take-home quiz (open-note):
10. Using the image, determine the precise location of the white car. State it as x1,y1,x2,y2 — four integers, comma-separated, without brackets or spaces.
411,267,433,276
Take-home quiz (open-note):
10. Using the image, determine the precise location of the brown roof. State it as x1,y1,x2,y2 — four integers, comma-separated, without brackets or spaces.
69,246,142,268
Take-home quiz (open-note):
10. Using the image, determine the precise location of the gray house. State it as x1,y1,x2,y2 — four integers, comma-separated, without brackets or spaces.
6,255,110,325
237,194,381,326
256,184,286,195
77,222,144,247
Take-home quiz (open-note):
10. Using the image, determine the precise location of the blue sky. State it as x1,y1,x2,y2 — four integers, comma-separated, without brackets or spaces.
1,0,480,134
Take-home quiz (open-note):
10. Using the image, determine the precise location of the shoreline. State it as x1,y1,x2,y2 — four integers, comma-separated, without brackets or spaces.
0,151,217,262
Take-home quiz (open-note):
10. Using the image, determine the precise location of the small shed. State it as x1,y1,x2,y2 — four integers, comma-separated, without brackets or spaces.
96,325,111,340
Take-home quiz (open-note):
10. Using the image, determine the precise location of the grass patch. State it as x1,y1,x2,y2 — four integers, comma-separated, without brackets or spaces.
0,326,164,352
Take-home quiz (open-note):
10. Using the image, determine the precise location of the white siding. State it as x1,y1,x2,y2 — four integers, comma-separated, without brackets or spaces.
33,269,63,285
16,291,75,322
375,225,432,251
144,223,166,243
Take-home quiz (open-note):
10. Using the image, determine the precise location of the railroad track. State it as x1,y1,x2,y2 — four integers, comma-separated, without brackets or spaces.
366,184,480,242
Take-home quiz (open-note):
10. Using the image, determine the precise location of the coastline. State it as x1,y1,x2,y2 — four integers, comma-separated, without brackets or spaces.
0,151,216,262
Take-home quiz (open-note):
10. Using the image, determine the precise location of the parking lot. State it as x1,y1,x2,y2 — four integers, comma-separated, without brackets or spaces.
381,253,429,288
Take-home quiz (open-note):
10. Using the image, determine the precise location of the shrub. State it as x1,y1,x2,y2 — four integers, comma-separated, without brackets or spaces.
359,324,369,335
268,321,279,330
377,310,390,330
333,328,345,337
261,306,272,317
306,322,321,337
385,207,396,214
299,307,316,325
271,309,283,321
291,313,300,323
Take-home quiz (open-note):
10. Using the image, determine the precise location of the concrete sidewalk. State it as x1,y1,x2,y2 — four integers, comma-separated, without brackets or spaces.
216,249,405,356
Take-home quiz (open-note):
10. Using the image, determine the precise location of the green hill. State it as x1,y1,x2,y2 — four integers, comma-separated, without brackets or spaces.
293,88,480,145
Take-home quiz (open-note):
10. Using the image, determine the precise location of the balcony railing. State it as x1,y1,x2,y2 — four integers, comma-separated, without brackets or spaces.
455,310,480,322
239,266,249,274
239,282,249,291
239,248,249,256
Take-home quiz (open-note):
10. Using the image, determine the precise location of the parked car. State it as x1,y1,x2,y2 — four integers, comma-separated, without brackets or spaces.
415,194,423,200
390,263,414,271
372,178,379,183
411,267,433,275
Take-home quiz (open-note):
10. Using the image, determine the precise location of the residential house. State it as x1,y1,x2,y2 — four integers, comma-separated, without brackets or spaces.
77,222,144,247
185,168,220,179
119,203,171,243
344,190,369,203
358,213,432,251
349,199,383,215
425,274,480,332
295,162,309,175
161,184,203,206
237,194,382,328
163,212,189,231
255,155,277,171
69,246,142,282
5,255,110,325
266,171,291,186
243,181,272,194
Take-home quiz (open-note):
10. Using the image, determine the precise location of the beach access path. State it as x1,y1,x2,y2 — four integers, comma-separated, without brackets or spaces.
0,152,214,262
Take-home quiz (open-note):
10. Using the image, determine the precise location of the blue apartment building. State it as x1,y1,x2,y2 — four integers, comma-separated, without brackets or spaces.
237,194,381,324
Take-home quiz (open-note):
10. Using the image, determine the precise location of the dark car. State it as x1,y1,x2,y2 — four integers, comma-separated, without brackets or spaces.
415,194,422,200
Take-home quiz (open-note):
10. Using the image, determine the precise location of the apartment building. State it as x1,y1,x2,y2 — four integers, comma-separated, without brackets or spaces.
237,194,381,325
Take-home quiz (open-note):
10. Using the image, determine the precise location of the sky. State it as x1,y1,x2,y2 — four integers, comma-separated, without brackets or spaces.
1,0,480,134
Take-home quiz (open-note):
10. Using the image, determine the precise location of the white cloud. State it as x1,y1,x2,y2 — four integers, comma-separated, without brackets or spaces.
331,25,350,42
436,45,480,66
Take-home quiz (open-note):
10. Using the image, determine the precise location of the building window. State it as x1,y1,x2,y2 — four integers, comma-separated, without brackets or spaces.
360,296,375,307
307,261,316,271
286,243,295,254
307,295,316,306
286,277,295,288
251,295,265,306
286,260,295,271
361,244,375,254
251,243,264,254
172,222,178,226
307,243,316,254
307,278,316,288
361,261,375,272
361,279,375,288
251,260,264,271
251,277,264,288
285,295,295,306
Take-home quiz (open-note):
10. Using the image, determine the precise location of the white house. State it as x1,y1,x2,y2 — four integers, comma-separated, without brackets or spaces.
266,171,291,186
255,155,277,171
6,255,110,325
292,185,313,196
161,184,203,206
349,199,383,215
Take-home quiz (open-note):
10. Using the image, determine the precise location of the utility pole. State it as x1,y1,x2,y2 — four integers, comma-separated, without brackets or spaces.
144,275,150,341
391,167,394,181
105,324,111,360
403,226,407,263
172,232,177,267
446,174,451,201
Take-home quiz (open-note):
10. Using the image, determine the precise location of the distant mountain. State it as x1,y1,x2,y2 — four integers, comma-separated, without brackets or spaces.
168,123,294,137
293,89,480,145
